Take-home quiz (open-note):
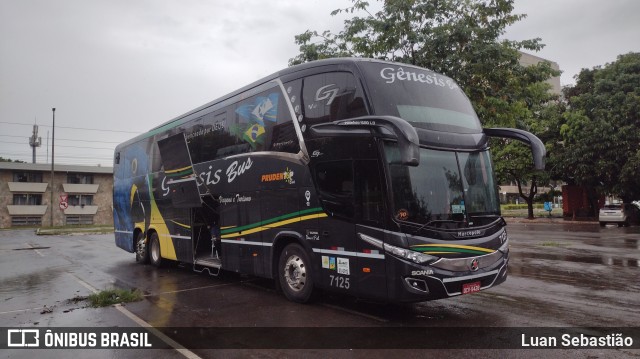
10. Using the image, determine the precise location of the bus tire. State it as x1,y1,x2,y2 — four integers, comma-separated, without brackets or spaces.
149,232,164,267
278,243,314,303
135,232,149,264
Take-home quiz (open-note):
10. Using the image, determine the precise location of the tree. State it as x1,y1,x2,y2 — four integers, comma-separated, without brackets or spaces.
557,52,640,203
290,0,560,218
0,157,26,163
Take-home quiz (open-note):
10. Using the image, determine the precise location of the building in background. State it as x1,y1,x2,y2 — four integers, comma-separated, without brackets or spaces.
518,52,562,95
0,162,113,227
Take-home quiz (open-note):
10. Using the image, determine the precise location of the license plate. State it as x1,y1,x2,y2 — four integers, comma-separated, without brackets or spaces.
462,281,481,295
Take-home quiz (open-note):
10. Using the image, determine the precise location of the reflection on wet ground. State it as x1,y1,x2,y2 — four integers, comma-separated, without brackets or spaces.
0,267,66,296
584,238,639,249
505,223,639,296
510,251,639,267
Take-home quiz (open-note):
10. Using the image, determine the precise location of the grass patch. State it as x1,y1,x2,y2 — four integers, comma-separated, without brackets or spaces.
88,288,143,307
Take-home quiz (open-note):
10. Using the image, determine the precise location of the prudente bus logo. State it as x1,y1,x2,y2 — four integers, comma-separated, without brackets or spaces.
260,168,295,184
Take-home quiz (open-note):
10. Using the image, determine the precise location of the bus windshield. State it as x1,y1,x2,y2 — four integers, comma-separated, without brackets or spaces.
386,144,500,228
359,62,481,133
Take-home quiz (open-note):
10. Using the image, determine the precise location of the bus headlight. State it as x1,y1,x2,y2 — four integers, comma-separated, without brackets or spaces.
383,242,437,264
359,232,437,264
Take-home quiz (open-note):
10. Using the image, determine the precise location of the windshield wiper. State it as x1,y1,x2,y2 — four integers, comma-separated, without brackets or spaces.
468,215,505,227
412,219,466,234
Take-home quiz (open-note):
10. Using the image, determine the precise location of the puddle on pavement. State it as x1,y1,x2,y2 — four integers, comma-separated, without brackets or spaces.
0,267,66,295
507,263,639,291
510,252,639,267
585,239,639,249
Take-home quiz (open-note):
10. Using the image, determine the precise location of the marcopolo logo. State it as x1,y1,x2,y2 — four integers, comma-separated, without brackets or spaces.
456,229,485,238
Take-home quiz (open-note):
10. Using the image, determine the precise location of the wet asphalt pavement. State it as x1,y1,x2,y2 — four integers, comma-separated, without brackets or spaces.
1,220,638,358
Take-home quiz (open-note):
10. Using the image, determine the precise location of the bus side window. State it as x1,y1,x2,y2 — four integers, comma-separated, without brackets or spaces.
267,86,300,154
314,160,354,219
301,72,368,127
185,116,206,164
231,87,296,154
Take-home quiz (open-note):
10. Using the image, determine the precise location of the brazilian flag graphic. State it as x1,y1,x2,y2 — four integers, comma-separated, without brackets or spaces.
243,124,266,145
232,93,279,148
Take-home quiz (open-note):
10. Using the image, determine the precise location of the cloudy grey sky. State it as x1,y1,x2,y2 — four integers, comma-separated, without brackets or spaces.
1,0,638,166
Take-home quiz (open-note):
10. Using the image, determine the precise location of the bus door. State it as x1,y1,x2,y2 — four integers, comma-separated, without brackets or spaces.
157,133,202,262
312,155,388,298
313,158,357,294
353,160,389,300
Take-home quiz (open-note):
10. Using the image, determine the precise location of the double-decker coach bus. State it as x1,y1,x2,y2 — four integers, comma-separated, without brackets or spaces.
113,58,545,303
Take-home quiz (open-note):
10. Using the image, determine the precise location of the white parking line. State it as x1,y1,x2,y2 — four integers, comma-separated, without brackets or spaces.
67,273,202,359
27,243,46,257
0,307,43,315
115,304,202,359
148,279,258,296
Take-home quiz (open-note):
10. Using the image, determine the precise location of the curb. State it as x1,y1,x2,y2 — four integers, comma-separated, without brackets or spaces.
36,227,115,236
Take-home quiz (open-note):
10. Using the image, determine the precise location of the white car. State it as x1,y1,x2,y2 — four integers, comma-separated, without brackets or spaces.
599,203,640,227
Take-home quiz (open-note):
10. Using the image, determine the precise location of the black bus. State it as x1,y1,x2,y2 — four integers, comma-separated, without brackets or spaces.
113,58,545,303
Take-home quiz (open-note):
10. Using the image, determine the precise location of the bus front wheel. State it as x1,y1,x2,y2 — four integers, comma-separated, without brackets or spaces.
149,232,163,267
279,243,314,303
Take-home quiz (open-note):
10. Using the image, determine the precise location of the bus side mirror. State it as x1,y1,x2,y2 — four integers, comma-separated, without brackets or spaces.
309,116,420,166
483,128,546,170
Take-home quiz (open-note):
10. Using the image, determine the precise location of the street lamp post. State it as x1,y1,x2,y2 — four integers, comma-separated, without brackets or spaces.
50,108,55,227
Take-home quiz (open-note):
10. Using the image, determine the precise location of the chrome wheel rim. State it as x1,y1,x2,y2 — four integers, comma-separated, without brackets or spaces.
136,236,146,258
283,255,306,292
151,238,160,262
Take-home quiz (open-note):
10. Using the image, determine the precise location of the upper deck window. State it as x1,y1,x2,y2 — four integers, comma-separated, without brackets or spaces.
359,63,481,133
286,72,368,137
185,85,300,164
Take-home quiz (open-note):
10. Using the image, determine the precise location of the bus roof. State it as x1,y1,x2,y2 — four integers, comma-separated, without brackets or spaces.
116,58,434,150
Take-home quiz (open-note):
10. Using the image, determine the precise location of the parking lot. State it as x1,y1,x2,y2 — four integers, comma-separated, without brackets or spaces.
1,220,638,358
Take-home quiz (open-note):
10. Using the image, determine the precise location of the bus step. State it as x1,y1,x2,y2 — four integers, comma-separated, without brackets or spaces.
194,257,222,276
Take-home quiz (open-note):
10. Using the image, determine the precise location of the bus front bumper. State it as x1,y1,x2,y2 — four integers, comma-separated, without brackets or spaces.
388,249,509,302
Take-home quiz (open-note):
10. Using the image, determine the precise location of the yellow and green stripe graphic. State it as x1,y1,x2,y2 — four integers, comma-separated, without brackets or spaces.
221,207,327,239
410,244,495,256
165,165,194,178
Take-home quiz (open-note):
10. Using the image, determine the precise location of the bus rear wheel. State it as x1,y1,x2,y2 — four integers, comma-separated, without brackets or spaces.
278,243,314,303
135,232,149,264
149,232,164,267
